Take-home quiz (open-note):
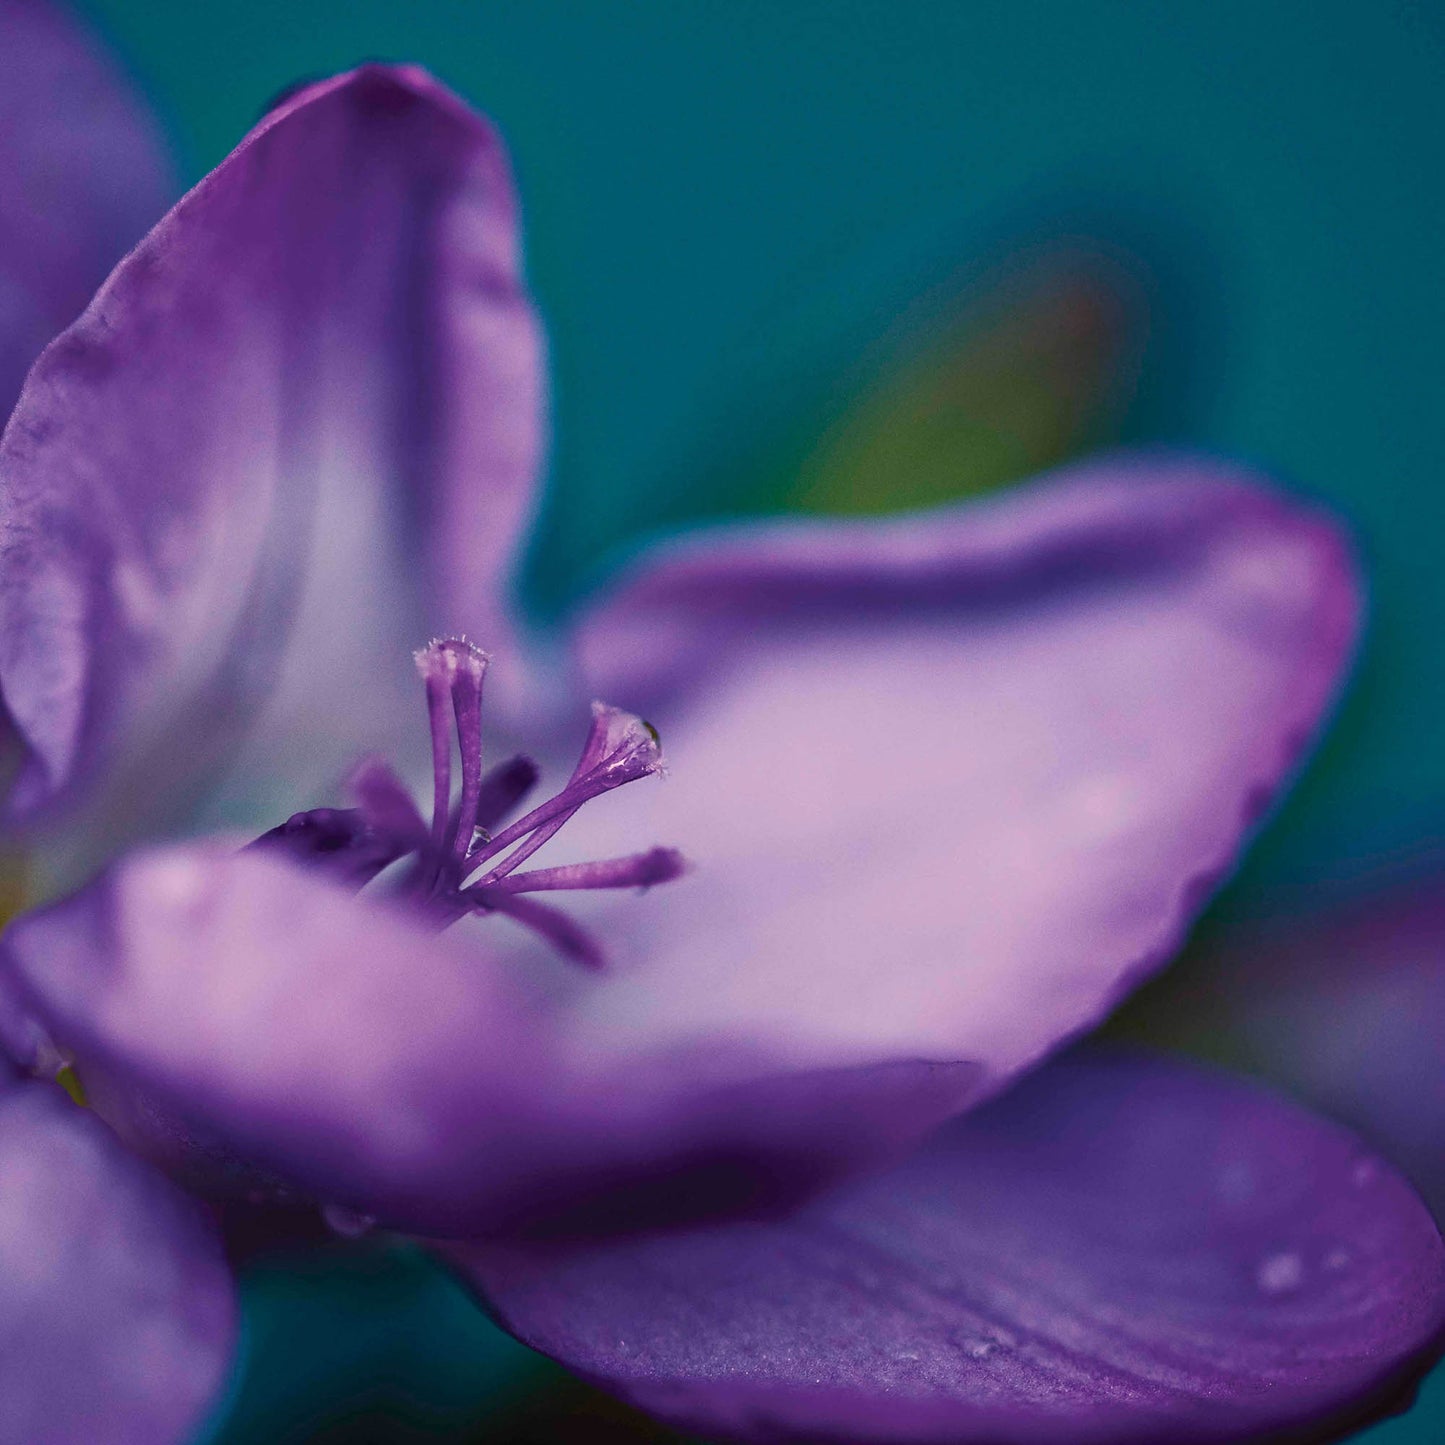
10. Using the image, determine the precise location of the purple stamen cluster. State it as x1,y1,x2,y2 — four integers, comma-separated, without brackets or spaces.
252,638,685,966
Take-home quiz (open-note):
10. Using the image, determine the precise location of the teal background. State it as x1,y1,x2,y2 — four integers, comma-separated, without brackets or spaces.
74,1,1445,1439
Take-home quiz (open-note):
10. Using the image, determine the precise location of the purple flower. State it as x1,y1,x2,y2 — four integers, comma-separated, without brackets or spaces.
1124,853,1445,1219
0,25,1441,1445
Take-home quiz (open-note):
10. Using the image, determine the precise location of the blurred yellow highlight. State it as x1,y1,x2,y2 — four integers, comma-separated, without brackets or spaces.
793,251,1143,516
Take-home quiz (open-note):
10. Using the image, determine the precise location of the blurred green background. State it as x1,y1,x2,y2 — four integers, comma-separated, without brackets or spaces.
74,1,1445,1440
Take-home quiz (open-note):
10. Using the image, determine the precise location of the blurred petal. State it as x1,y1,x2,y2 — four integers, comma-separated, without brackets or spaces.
0,0,172,419
0,64,543,840
453,1050,1445,1445
0,1068,236,1445
562,457,1359,1110
2,842,978,1236
1113,857,1445,1217
793,249,1144,515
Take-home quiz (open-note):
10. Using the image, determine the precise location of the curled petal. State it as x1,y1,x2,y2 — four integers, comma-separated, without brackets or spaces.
562,457,1360,1117
1118,858,1445,1217
0,65,543,835
0,0,172,419
1,843,978,1236
451,1051,1445,1445
0,1069,236,1445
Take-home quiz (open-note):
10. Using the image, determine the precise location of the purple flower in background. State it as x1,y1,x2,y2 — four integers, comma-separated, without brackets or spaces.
1124,852,1445,1219
0,9,1442,1443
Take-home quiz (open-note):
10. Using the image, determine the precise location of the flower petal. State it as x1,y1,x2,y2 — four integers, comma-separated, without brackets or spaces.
450,1049,1445,1445
0,1066,237,1445
562,457,1358,1109
1,842,978,1236
0,0,172,420
1116,858,1445,1218
0,65,542,834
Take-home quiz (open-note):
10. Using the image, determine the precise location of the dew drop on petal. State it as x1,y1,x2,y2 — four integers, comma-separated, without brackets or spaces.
1216,1160,1256,1207
1256,1250,1305,1296
951,1327,1015,1361
322,1203,376,1239
1352,1158,1380,1189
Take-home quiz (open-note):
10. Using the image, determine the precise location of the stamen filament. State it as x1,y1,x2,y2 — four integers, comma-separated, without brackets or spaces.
464,704,663,879
350,757,427,841
415,638,491,865
491,848,688,894
468,888,607,969
470,807,578,884
462,770,625,882
421,669,452,852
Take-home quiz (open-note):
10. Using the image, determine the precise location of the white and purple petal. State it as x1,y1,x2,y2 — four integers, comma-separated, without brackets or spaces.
1,842,977,1236
0,0,172,421
451,1050,1445,1445
560,457,1359,1108
0,64,543,842
0,459,1364,1236
0,1064,236,1445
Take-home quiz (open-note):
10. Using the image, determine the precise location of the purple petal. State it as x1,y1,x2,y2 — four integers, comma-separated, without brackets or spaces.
1,842,978,1235
0,1068,236,1445
0,0,172,420
1122,857,1445,1217
0,65,543,833
451,1050,1445,1445
561,457,1359,1114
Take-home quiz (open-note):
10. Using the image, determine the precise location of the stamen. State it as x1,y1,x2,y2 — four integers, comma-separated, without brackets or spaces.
249,808,404,889
252,641,681,971
349,757,427,842
489,848,688,894
468,805,577,883
414,638,490,858
468,888,607,970
573,701,666,786
465,703,664,881
416,645,455,851
448,648,487,861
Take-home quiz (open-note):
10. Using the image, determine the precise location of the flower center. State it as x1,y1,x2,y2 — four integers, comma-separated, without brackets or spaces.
250,638,685,967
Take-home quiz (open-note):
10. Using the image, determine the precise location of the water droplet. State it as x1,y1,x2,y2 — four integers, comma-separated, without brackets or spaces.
951,1328,1014,1361
1256,1251,1304,1296
322,1203,376,1239
31,1030,66,1080
1217,1161,1256,1206
895,1349,920,1364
